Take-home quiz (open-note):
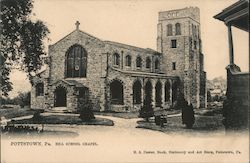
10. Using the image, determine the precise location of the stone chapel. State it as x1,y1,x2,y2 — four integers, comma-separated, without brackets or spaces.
31,7,207,112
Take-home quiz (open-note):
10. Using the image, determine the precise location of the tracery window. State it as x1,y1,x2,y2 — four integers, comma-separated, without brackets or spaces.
66,44,87,78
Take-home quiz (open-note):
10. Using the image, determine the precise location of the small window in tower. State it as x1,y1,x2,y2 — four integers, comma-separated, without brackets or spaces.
172,62,176,70
171,40,177,48
175,23,181,35
167,24,173,36
194,40,197,49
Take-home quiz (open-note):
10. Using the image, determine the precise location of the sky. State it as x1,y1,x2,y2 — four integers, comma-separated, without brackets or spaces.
9,0,249,98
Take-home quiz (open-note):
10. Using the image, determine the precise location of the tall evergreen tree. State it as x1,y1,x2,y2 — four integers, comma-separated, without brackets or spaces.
139,95,154,122
0,0,49,97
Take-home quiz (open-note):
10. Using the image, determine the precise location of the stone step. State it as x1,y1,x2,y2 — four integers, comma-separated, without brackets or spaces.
48,107,69,113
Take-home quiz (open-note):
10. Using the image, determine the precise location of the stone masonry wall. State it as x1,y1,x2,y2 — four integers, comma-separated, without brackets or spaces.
31,70,49,110
47,30,106,111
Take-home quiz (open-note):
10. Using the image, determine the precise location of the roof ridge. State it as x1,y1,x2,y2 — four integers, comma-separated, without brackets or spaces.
104,40,158,53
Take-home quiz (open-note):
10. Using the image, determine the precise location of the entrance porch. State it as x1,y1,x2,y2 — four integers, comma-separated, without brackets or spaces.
46,79,89,112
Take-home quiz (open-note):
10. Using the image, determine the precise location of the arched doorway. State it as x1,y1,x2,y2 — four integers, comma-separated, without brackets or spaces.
54,87,67,107
133,80,142,104
144,81,152,105
155,81,162,107
110,80,123,105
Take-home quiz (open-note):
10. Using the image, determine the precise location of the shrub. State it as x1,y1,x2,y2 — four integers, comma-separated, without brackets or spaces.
32,110,44,122
139,97,154,122
154,115,161,125
222,98,249,130
79,102,95,122
13,92,31,108
175,93,187,110
182,104,195,129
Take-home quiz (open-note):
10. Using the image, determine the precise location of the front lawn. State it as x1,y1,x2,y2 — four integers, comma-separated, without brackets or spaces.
136,114,225,136
0,106,35,119
95,109,181,119
10,114,114,126
95,111,139,119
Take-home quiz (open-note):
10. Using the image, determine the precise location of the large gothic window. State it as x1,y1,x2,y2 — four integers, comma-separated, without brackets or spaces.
66,44,87,78
167,24,173,36
146,57,151,69
125,55,131,67
36,83,44,96
136,56,142,68
175,23,181,35
110,80,124,105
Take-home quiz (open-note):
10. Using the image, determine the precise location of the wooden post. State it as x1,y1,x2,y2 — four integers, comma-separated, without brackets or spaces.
227,25,234,65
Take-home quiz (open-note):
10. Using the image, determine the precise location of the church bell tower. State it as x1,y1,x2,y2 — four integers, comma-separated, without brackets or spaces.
157,7,207,108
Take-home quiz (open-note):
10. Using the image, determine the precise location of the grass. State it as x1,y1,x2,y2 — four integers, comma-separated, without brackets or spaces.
195,107,223,116
136,114,225,136
94,111,139,119
94,109,181,119
10,114,114,126
0,106,36,119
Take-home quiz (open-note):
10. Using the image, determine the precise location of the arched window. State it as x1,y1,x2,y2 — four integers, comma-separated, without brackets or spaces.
66,44,87,78
110,80,123,105
167,24,173,36
125,55,131,67
146,57,151,69
175,23,181,35
113,53,120,66
155,58,160,70
36,83,44,96
133,80,142,104
136,56,142,68
155,81,162,107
